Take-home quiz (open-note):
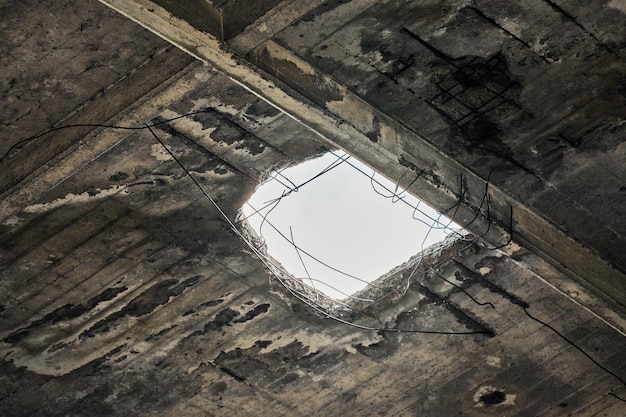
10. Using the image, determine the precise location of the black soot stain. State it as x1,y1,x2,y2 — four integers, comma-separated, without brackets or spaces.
4,286,127,344
204,308,240,331
109,171,129,182
79,277,200,339
233,303,270,324
479,390,506,405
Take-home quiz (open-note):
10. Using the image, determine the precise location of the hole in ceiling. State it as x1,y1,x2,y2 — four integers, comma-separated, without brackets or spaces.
241,151,464,300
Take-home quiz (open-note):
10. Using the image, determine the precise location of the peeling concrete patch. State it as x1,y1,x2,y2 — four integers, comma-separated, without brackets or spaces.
24,186,126,213
484,355,502,368
159,108,270,159
193,98,240,117
478,266,492,275
191,168,234,180
326,95,376,135
160,109,219,145
150,143,174,161
265,41,316,76
2,215,21,227
608,0,626,14
501,242,522,256
213,324,381,361
193,67,212,82
80,276,202,339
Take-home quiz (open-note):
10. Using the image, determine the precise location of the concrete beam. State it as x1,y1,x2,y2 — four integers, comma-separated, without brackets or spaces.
150,0,283,40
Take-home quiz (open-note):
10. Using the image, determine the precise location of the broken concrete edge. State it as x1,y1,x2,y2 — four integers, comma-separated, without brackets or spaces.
97,0,626,312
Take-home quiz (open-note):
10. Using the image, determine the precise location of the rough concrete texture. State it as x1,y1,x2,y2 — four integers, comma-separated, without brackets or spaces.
1,0,626,416
0,0,195,194
151,0,283,40
252,0,626,304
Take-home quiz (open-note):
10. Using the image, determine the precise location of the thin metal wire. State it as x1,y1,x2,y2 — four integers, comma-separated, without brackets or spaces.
290,226,318,302
241,148,515,312
149,125,494,335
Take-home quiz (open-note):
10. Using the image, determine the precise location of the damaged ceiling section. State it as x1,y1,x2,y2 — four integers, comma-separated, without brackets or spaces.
1,0,625,416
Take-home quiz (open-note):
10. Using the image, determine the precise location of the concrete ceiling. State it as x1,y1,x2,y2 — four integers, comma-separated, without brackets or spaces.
1,0,625,416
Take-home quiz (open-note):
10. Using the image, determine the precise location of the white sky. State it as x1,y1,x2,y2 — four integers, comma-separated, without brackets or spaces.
242,152,461,299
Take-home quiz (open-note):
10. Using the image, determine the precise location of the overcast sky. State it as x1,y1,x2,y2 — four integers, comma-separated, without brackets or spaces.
242,152,460,299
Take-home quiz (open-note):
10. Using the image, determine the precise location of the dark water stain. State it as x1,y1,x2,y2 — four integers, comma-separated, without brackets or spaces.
181,305,271,345
479,389,506,405
109,171,129,182
299,0,351,22
125,276,201,317
209,381,228,395
255,340,272,348
460,117,500,149
4,286,127,344
182,298,225,316
354,331,400,360
233,303,270,324
365,116,382,143
360,31,417,83
235,137,266,155
79,276,201,339
145,325,178,341
214,347,267,381
420,50,537,181
282,372,299,384
204,308,240,331
245,101,280,119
